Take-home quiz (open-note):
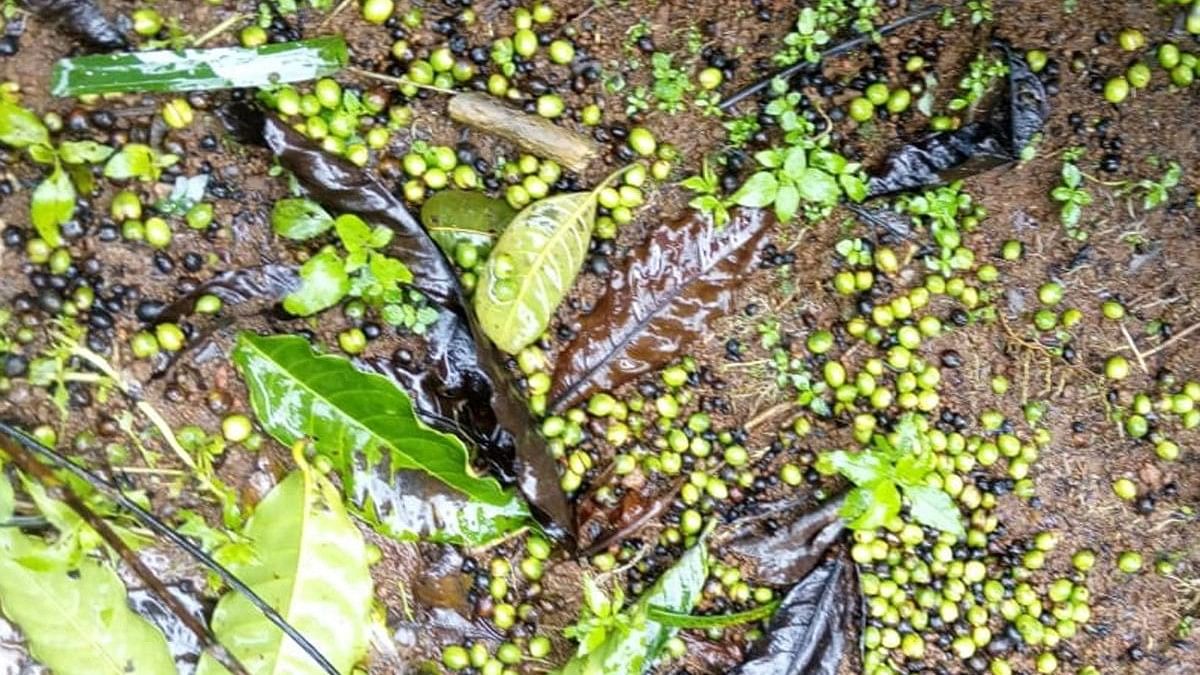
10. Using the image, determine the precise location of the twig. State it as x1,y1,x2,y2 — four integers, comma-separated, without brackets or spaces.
319,0,355,29
0,429,253,673
1140,321,1200,359
1120,322,1148,374
193,12,248,47
718,5,944,110
0,421,341,675
745,400,798,433
346,66,458,95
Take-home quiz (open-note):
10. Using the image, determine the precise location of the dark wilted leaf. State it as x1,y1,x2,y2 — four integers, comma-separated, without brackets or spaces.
550,208,772,412
865,41,1047,197
23,0,126,50
731,556,856,675
156,264,300,322
722,495,845,586
220,104,574,541
576,478,681,555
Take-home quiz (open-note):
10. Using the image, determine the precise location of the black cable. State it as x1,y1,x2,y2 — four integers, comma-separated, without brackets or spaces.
718,5,945,111
0,420,342,675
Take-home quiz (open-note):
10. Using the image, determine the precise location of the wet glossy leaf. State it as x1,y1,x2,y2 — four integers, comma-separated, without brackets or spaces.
0,100,50,149
0,532,175,675
848,480,899,530
905,485,965,537
30,165,74,248
233,332,521,511
420,189,516,254
283,249,349,316
557,542,709,675
24,0,125,50
825,450,885,486
866,41,1047,197
51,37,348,97
354,466,529,546
723,495,845,586
551,208,772,411
272,198,334,240
224,108,574,540
196,466,372,675
475,191,598,354
732,556,855,675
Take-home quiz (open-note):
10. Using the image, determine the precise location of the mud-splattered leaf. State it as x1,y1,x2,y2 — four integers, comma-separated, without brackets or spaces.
723,496,845,586
420,189,515,255
30,165,74,248
0,532,175,675
272,198,334,240
233,332,522,513
50,37,348,97
475,191,598,354
195,466,372,675
283,249,349,316
731,556,855,675
865,41,1047,197
551,208,772,411
556,542,709,675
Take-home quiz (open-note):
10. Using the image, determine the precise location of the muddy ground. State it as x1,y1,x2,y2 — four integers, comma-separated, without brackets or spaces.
1,0,1199,673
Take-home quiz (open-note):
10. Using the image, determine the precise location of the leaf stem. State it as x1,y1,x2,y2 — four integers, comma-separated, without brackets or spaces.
193,12,248,47
346,66,458,95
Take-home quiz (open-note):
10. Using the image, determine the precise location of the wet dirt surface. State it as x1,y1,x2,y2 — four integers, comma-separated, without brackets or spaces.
1,0,1199,674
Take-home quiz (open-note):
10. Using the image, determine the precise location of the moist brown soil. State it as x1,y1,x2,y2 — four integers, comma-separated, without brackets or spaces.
1,0,1199,674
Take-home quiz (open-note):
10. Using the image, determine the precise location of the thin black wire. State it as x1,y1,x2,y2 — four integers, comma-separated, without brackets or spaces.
0,420,341,675
718,4,945,111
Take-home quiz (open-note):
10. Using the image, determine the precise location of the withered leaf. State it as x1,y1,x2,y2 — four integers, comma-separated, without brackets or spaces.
865,40,1047,197
732,555,856,675
219,104,575,542
550,207,772,412
722,494,845,586
23,0,126,50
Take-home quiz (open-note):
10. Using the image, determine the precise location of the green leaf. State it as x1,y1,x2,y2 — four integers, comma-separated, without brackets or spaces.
232,332,521,512
50,37,349,97
894,451,935,486
0,470,12,521
826,450,885,487
847,480,900,531
196,467,372,675
27,143,56,165
730,171,779,208
556,543,709,675
284,249,349,316
334,213,373,252
796,168,840,206
782,146,807,179
754,149,781,168
1061,201,1081,228
475,190,598,354
904,485,965,537
420,190,516,255
31,165,74,248
368,254,413,289
647,599,780,629
774,184,800,223
1061,162,1081,188
0,533,175,675
57,140,114,165
839,174,867,202
0,100,50,148
271,198,333,240
103,144,158,181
